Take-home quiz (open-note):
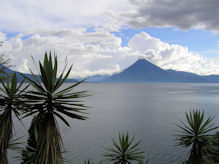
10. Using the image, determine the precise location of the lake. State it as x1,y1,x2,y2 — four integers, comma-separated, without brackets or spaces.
9,83,219,164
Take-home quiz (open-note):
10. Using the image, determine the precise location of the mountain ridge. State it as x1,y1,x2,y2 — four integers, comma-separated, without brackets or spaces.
2,59,219,83
101,59,219,83
1,67,78,83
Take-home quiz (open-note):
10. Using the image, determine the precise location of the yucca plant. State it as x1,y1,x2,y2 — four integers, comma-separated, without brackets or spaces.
205,132,219,163
104,132,144,164
175,110,218,164
0,73,28,164
21,115,40,164
21,52,88,163
22,114,71,164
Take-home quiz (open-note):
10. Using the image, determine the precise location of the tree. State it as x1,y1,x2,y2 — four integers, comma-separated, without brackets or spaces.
0,73,28,163
104,132,144,164
175,110,218,164
21,52,88,163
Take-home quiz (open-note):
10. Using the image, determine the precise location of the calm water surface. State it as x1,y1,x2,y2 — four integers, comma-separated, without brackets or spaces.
9,83,219,164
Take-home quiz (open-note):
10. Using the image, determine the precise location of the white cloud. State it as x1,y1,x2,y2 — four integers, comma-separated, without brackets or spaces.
128,32,219,75
1,29,219,77
0,28,135,78
1,0,219,78
1,0,219,34
0,0,131,32
0,32,6,41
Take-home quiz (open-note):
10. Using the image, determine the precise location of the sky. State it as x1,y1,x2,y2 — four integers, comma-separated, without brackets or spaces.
0,0,219,78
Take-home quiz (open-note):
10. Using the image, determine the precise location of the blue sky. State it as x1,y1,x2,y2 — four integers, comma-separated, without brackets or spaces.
0,0,219,77
4,27,219,55
114,27,219,56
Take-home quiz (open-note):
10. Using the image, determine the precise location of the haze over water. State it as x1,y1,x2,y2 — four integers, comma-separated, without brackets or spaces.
10,83,219,164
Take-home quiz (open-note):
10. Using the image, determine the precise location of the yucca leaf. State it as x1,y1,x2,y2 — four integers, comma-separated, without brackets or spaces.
0,78,10,95
53,65,72,92
15,78,25,93
28,65,42,86
53,61,68,91
55,80,86,96
0,74,27,164
52,55,58,86
17,84,29,96
54,111,70,127
175,109,218,163
39,62,49,90
56,108,87,120
6,76,10,89
20,73,46,94
43,53,53,91
22,110,39,119
11,73,17,94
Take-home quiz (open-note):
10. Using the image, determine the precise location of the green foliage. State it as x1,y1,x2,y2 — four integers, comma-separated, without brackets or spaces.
205,132,219,163
21,115,40,164
175,109,218,164
0,73,28,163
21,52,88,163
0,111,12,164
104,132,144,164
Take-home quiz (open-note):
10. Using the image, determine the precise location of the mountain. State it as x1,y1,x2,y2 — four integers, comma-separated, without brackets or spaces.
85,75,110,82
3,59,219,83
3,67,40,82
1,67,78,83
102,59,219,83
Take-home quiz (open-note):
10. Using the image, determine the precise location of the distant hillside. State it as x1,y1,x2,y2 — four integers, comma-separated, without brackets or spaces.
102,59,219,83
1,67,78,83
3,59,219,83
85,75,110,82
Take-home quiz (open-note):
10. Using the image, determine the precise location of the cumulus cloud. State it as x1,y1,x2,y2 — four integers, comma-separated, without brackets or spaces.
128,32,219,75
0,28,136,78
0,32,6,41
1,29,219,77
1,0,219,78
127,0,219,33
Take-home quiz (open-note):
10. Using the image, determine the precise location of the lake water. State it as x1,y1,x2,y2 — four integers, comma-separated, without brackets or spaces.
9,83,219,164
